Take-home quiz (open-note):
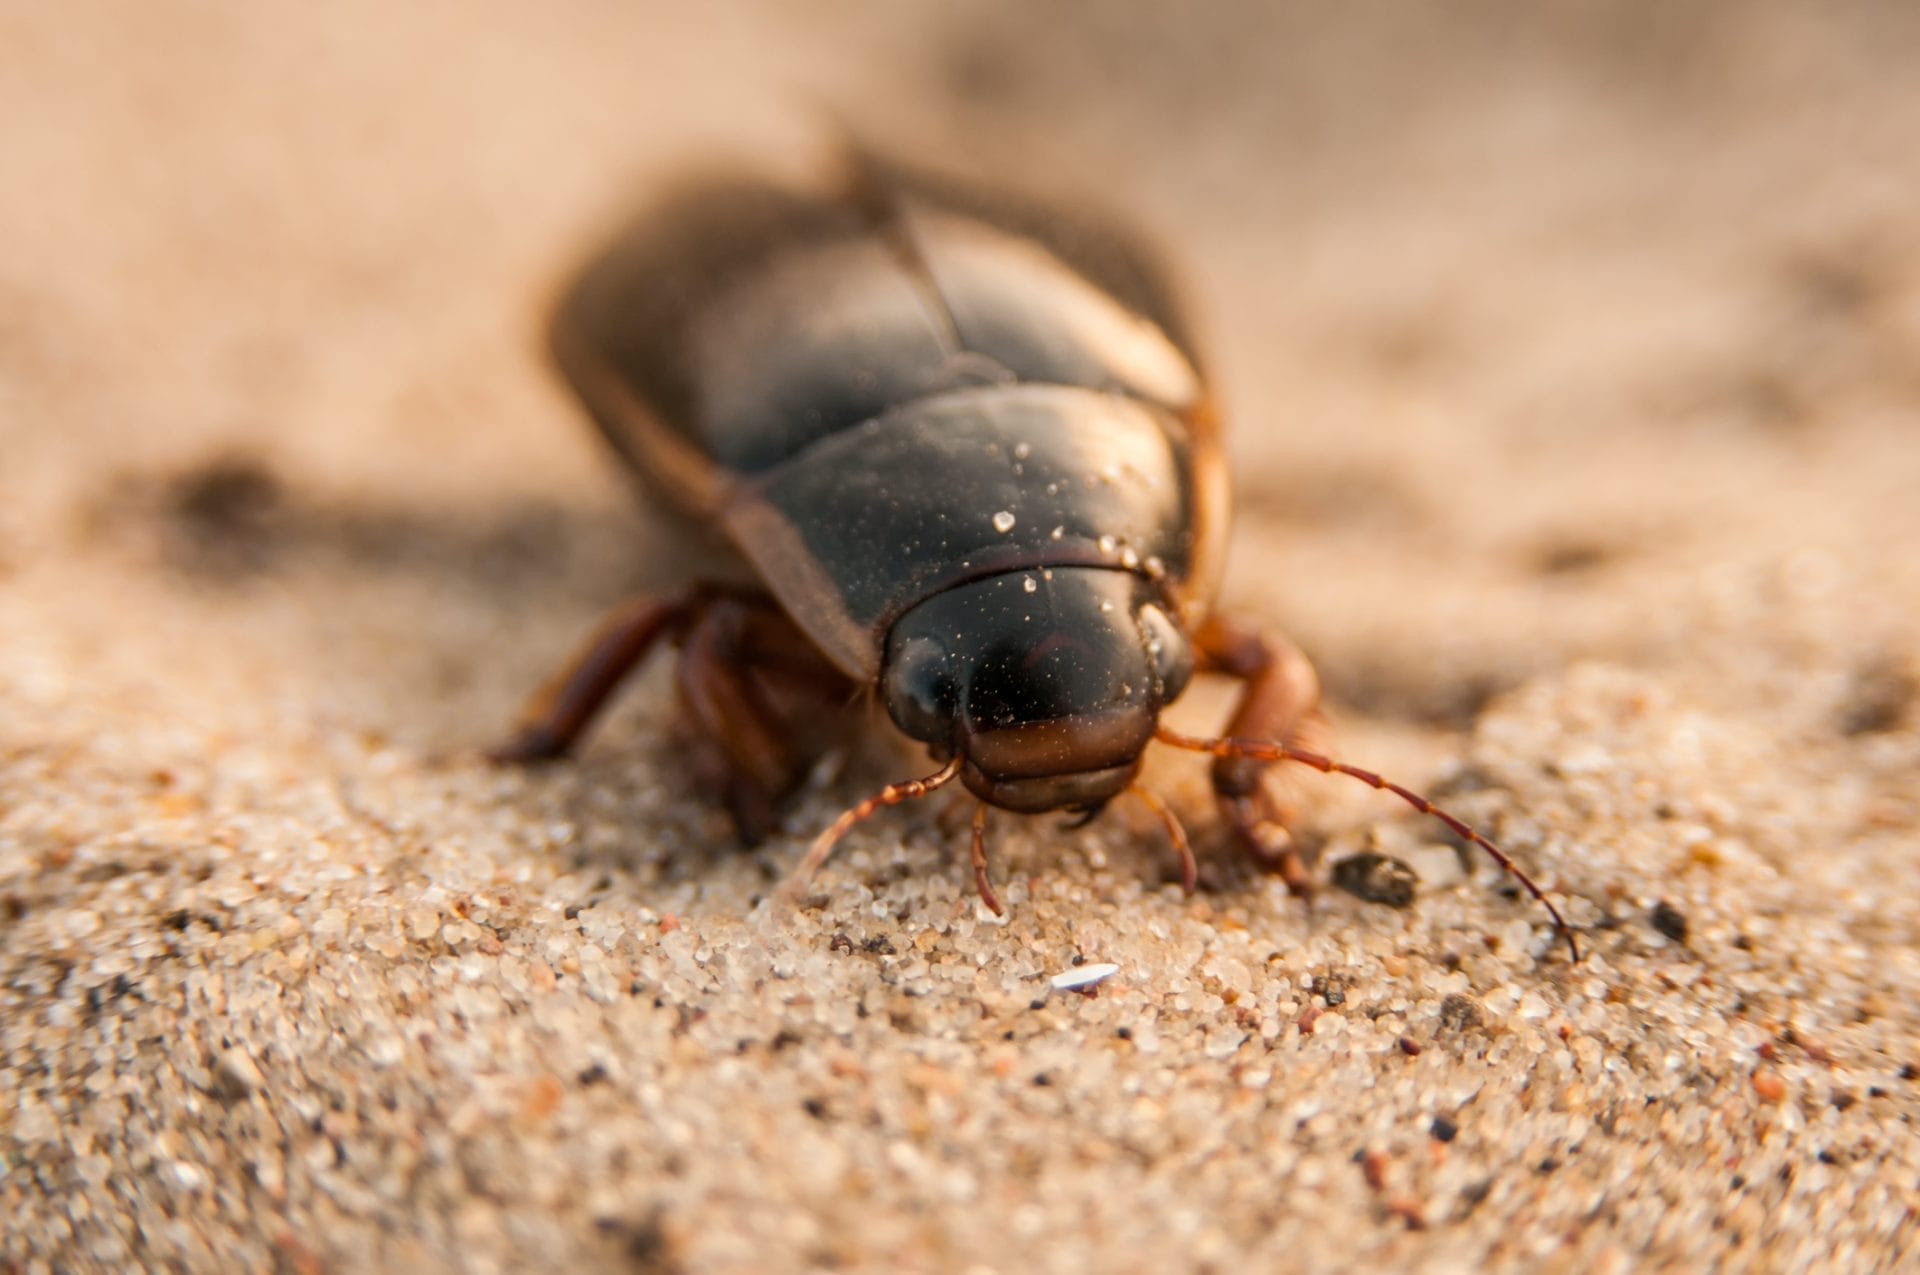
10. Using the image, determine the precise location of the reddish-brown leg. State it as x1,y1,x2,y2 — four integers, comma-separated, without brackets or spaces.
491,593,696,763
1127,785,1198,896
1195,617,1327,897
674,595,851,842
968,803,1005,915
494,587,852,842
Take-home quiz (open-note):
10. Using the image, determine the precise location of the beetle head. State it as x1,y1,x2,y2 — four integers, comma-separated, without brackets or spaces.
882,569,1193,813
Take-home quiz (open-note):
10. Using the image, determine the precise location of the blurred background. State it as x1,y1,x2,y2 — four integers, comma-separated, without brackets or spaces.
6,0,1917,759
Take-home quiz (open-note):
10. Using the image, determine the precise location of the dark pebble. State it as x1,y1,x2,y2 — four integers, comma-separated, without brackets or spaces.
1331,852,1419,908
1650,900,1689,943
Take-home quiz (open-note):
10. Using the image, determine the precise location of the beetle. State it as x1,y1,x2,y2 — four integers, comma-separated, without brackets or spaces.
495,152,1577,959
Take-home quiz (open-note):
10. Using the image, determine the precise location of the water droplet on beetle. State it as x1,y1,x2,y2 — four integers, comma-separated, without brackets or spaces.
1022,576,1038,593
992,511,1016,534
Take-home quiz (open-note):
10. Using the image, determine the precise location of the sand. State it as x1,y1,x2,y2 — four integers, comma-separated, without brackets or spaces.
4,3,1919,1271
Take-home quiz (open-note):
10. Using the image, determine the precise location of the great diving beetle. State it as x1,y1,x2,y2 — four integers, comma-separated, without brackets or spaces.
496,153,1577,959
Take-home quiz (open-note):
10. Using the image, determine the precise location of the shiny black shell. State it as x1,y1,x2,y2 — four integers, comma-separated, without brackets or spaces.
549,159,1229,680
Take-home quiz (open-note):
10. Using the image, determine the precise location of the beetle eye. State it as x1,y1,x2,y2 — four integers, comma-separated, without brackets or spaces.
1136,603,1193,702
882,635,958,745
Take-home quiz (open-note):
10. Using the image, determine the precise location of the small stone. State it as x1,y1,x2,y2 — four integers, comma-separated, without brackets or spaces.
212,1047,265,1100
1650,901,1689,943
12,1101,56,1143
164,1159,208,1192
1332,853,1418,908
1438,994,1484,1031
1051,962,1120,993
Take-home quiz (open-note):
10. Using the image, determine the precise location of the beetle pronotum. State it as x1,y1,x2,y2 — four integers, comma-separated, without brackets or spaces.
495,153,1578,961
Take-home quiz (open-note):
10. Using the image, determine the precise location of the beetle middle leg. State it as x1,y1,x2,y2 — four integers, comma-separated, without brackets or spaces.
675,594,855,841
1196,617,1326,898
495,587,853,841
491,593,696,764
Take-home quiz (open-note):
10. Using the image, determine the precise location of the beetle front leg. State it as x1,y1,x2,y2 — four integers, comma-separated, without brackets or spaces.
1195,618,1327,898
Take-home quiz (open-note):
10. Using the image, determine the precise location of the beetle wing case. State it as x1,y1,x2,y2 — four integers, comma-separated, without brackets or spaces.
549,156,1228,679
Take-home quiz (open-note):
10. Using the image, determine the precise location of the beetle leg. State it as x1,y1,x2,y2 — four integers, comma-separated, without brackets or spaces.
782,756,961,905
1127,785,1197,896
969,803,1005,915
496,589,853,843
676,595,850,843
491,593,696,763
1195,618,1326,898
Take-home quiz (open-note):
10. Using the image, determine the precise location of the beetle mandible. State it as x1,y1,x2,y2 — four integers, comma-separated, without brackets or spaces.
495,152,1577,960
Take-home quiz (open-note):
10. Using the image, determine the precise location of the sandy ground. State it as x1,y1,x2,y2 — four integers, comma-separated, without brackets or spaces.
5,3,1920,1271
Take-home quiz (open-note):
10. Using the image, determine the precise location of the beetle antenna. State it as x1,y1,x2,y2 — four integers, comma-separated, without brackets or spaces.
1155,727,1580,962
782,756,962,904
1126,786,1197,896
